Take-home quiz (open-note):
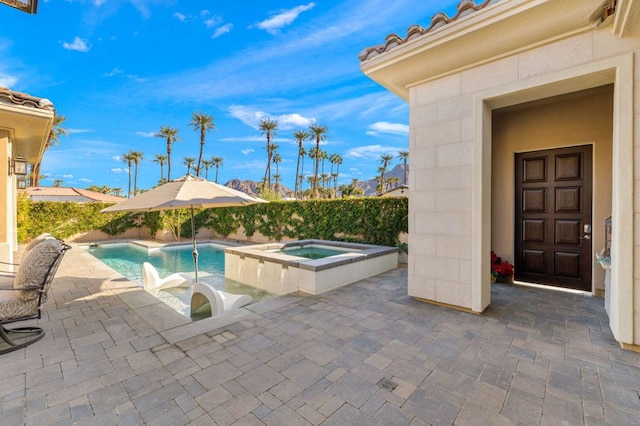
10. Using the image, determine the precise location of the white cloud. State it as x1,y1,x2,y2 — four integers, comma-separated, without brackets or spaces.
228,106,265,128
135,131,156,138
220,135,289,143
62,37,90,52
241,149,255,155
78,178,93,183
228,106,314,130
213,23,233,38
0,72,17,87
173,12,187,22
204,15,223,28
255,3,316,34
278,113,314,129
346,144,403,159
66,128,91,134
110,168,128,174
61,174,74,178
366,121,409,137
94,0,106,6
104,68,122,77
112,155,121,161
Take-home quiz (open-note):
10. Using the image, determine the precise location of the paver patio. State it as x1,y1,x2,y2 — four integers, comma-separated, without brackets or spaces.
1,245,639,425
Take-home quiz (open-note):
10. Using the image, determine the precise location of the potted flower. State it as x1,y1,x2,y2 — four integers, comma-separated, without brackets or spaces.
491,251,514,283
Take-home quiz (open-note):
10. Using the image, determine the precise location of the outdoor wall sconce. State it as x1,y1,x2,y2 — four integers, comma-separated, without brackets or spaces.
0,0,38,14
16,179,27,189
9,156,27,176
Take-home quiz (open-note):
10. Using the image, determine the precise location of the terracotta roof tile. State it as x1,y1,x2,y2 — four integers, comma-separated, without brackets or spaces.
25,187,126,203
0,87,54,110
359,0,501,62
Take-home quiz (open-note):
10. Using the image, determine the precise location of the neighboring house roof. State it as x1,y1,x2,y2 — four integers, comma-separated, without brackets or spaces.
24,187,126,203
0,87,53,110
359,0,501,62
380,185,409,198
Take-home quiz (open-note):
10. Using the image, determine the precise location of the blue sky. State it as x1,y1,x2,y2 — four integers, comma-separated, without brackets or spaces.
2,0,458,192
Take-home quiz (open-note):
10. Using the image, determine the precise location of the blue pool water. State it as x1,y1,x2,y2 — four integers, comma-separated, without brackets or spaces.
87,243,226,285
86,243,271,317
281,246,349,259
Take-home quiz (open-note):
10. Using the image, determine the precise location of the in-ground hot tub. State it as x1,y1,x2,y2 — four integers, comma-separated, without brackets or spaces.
224,239,398,295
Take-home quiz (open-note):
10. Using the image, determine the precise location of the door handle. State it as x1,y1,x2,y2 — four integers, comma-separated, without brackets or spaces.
580,235,591,240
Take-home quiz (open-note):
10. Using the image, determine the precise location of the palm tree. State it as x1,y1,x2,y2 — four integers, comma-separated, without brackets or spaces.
122,151,134,198
32,114,68,186
398,150,409,185
318,150,328,187
202,158,214,180
52,179,63,187
155,126,179,181
378,153,394,194
309,124,327,197
212,156,224,183
293,130,309,199
329,153,343,194
321,173,330,194
259,118,278,188
183,156,196,175
190,112,215,177
272,152,282,192
387,176,401,190
153,154,168,183
130,150,144,195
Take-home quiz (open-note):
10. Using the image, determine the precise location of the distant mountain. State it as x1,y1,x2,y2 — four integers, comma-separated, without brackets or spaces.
224,179,294,198
357,164,408,196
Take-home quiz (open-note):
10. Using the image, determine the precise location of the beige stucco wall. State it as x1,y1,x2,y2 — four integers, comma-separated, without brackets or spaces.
491,88,614,292
407,24,639,346
1,131,12,264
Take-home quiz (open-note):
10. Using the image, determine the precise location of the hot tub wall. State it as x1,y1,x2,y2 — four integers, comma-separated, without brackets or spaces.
225,241,398,295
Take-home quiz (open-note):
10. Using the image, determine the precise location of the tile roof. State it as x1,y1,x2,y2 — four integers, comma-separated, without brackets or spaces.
0,87,54,110
359,0,501,62
25,187,126,203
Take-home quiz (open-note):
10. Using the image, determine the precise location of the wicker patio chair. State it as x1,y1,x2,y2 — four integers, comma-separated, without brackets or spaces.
0,238,71,355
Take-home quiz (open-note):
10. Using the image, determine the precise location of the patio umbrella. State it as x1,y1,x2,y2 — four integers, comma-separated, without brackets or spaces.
101,174,267,281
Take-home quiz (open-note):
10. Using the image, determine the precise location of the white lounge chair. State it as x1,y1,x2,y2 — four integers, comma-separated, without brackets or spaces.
190,281,252,317
142,262,193,292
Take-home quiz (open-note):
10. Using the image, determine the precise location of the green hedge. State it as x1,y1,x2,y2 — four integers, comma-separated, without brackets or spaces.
17,195,408,247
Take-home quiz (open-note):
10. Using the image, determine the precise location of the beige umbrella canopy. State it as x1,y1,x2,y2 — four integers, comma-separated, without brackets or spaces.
101,175,267,281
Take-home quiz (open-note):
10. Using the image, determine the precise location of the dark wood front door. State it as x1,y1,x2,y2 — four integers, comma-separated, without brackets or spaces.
514,145,592,291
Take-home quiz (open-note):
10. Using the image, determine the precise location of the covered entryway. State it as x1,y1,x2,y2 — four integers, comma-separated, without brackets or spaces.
514,145,593,291
491,87,612,297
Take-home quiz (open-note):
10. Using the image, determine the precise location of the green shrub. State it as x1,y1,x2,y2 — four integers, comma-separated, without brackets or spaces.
17,197,408,247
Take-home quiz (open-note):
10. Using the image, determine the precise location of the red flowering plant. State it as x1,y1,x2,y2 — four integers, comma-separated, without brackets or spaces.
491,251,514,282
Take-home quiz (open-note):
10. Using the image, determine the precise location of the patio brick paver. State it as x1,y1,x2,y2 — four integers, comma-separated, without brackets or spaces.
1,245,640,425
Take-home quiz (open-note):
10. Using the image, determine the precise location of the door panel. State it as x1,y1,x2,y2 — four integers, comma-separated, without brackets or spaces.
515,146,592,291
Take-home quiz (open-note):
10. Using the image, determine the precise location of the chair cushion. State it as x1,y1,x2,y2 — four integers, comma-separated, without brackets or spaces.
0,292,39,320
14,238,63,301
24,233,55,256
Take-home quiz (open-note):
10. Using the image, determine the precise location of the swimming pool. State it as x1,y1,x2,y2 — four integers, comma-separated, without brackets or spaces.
85,242,271,318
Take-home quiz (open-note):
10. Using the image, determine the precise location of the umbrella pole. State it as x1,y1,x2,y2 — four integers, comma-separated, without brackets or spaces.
191,206,199,282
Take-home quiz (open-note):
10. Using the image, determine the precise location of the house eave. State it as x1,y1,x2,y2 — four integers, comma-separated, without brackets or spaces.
0,102,54,164
360,0,628,101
